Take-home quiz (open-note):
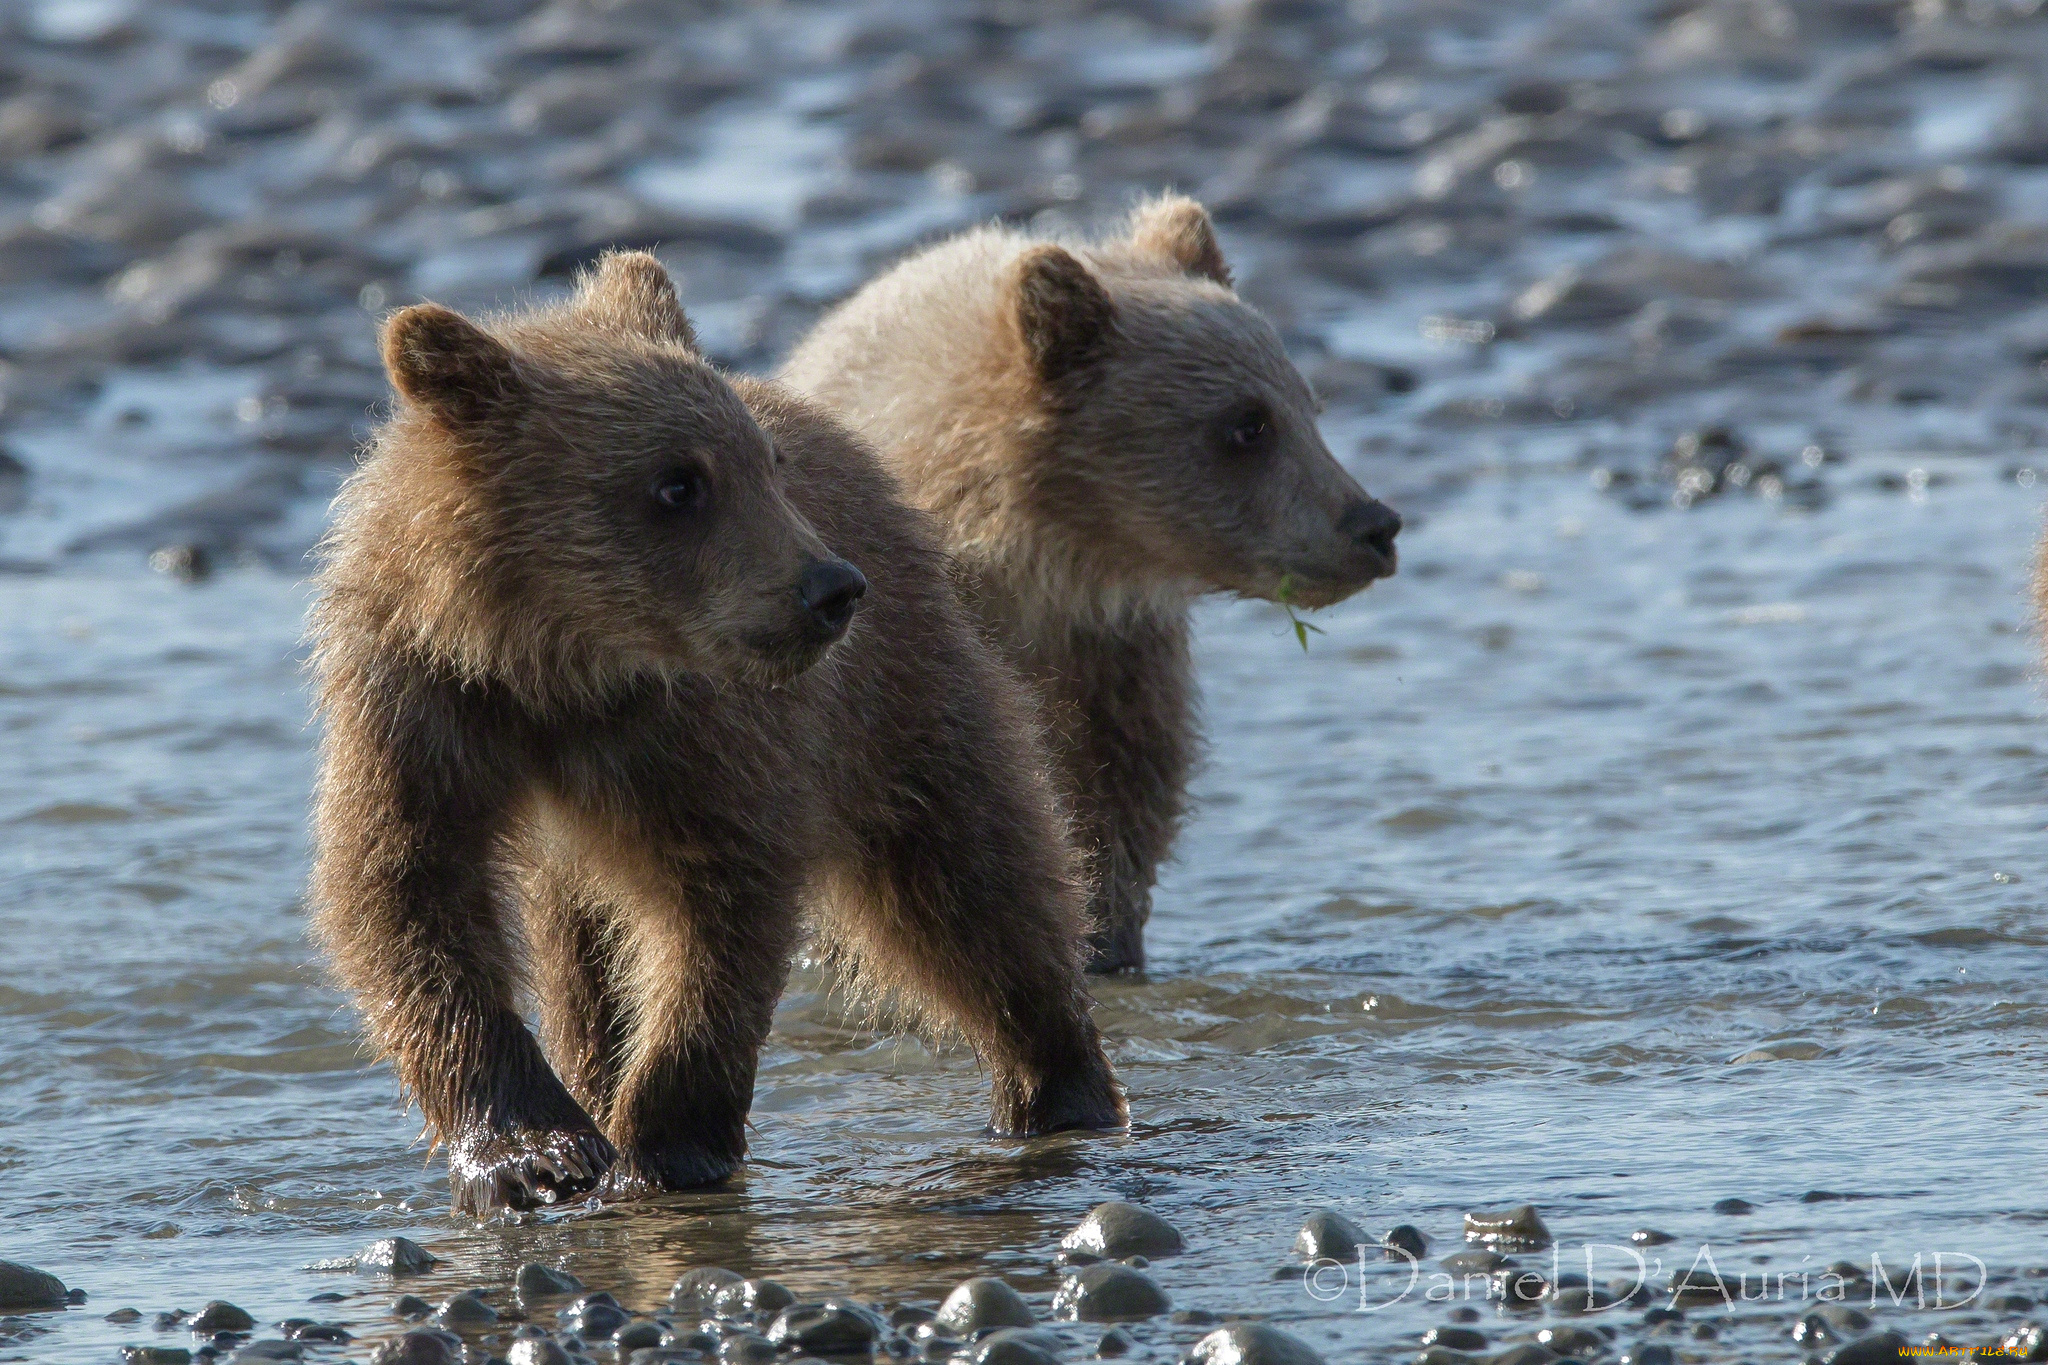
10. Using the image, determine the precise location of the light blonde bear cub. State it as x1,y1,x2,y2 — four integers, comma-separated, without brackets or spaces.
782,196,1401,973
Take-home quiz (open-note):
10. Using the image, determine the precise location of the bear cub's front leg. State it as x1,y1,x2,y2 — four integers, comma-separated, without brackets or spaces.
584,884,799,1198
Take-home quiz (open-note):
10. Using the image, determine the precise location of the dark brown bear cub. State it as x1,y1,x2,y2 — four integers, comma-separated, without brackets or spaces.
308,253,1125,1215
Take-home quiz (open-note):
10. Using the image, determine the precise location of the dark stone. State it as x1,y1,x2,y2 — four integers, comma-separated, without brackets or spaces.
435,1291,497,1330
711,1279,794,1319
368,1330,461,1365
1491,1345,1558,1365
515,1264,584,1302
1420,1327,1488,1350
356,1239,439,1276
1793,1317,1837,1347
1536,1327,1604,1356
1494,1268,1550,1306
149,543,212,581
718,1332,775,1363
1618,1346,1673,1365
664,1329,720,1353
189,1303,255,1334
1415,1349,1480,1365
970,1327,1064,1365
1630,1230,1674,1246
670,1269,743,1315
1711,1198,1754,1215
1181,1323,1325,1365
1098,1328,1136,1357
936,1278,1034,1334
392,1296,433,1320
766,1301,883,1356
506,1338,572,1365
1998,1325,2048,1362
227,1343,305,1362
122,1350,193,1365
891,1308,936,1329
108,1308,144,1323
1383,1225,1428,1262
1669,1268,1734,1305
559,1295,630,1339
1060,1203,1184,1259
1441,1251,1509,1274
1052,1264,1170,1322
615,1320,666,1351
1293,1209,1367,1262
1551,1287,1616,1315
1462,1205,1552,1250
1824,1332,1907,1365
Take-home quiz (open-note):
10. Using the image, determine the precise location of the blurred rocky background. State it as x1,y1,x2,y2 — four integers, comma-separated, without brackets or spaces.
4,0,2048,569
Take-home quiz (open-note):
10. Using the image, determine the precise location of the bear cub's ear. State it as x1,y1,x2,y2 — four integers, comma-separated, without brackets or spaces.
381,304,524,426
1010,244,1117,384
1128,194,1231,288
578,251,698,350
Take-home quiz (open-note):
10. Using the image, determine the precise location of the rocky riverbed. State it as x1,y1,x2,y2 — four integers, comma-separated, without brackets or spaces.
9,1201,2048,1365
5,0,2048,1363
6,0,2048,568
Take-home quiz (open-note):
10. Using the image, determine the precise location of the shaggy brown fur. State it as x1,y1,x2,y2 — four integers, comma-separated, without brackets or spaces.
781,195,1401,973
308,253,1125,1215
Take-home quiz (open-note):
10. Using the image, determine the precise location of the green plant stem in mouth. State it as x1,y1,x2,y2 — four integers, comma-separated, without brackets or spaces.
1276,573,1325,653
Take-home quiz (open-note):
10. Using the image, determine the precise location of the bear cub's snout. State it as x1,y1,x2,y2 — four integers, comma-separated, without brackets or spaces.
796,556,867,642
1337,497,1402,576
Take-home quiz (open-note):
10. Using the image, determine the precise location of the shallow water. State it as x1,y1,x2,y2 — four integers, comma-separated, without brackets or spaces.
6,464,2047,1363
7,0,2048,1361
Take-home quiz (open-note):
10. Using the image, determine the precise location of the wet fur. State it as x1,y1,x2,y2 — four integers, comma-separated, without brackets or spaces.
308,255,1124,1214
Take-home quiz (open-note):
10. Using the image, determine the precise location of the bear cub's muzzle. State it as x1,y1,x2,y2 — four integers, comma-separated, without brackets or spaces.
796,556,867,644
1338,497,1403,579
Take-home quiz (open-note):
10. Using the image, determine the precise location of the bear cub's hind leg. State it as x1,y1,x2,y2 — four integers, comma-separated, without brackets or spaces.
818,681,1128,1136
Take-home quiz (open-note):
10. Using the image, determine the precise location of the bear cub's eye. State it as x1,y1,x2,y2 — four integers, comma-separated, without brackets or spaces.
1227,407,1272,451
653,466,708,512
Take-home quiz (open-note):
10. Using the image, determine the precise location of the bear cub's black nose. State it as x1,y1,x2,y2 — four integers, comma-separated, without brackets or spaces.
799,558,867,638
1338,498,1402,563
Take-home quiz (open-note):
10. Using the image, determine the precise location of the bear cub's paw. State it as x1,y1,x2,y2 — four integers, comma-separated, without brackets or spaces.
598,1142,743,1197
449,1125,615,1215
991,1069,1130,1138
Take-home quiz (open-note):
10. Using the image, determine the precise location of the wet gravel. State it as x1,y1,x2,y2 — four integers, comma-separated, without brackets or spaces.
26,1198,2048,1364
7,0,2048,570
